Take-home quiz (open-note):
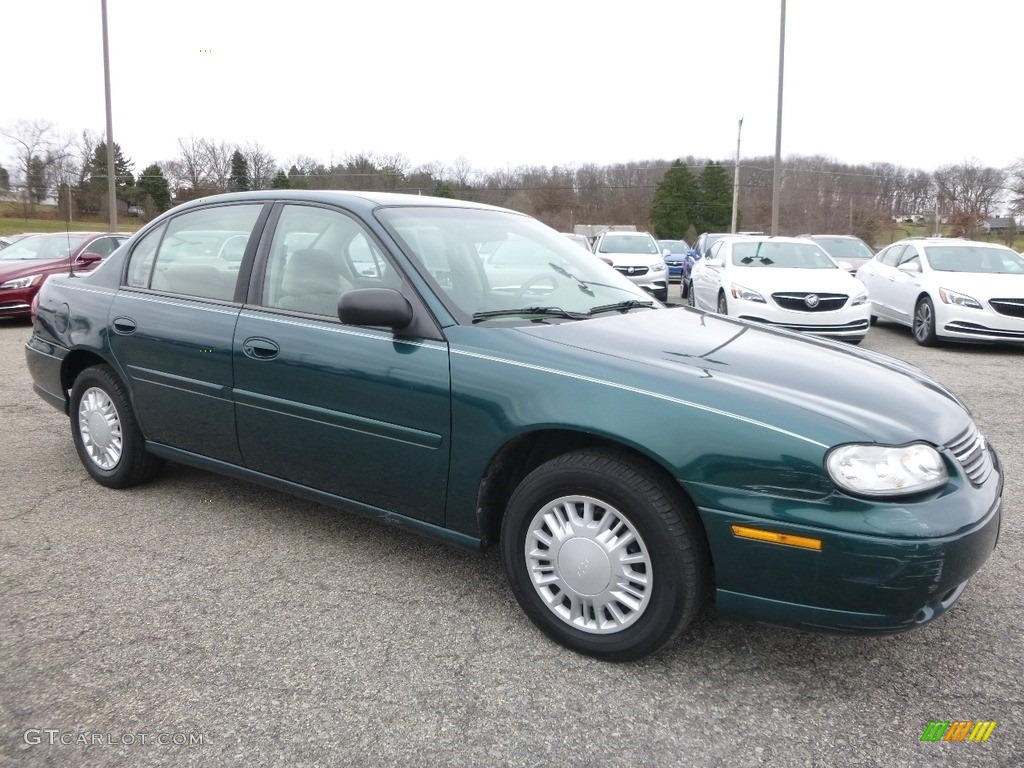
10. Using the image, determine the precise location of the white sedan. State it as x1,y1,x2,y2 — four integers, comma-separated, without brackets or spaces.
688,236,871,342
857,238,1024,346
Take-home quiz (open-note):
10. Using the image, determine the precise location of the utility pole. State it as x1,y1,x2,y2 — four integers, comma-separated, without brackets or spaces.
101,0,117,232
731,116,743,234
771,0,786,236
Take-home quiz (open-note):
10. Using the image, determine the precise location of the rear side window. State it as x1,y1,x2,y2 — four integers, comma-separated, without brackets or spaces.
125,205,262,300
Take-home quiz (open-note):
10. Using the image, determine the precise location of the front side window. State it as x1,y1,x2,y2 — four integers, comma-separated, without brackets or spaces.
130,204,262,300
261,205,393,316
878,245,905,267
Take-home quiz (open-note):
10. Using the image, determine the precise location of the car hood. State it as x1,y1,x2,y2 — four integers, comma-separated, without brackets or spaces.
727,267,864,293
925,271,1024,299
511,307,970,447
0,258,68,281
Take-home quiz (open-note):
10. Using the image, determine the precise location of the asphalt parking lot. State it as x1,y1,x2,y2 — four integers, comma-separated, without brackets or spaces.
1,314,1020,768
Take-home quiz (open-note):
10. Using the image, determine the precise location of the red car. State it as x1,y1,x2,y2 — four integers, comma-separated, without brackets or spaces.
0,232,129,318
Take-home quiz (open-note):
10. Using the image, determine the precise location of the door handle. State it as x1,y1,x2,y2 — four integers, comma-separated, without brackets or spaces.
242,337,280,360
112,316,137,334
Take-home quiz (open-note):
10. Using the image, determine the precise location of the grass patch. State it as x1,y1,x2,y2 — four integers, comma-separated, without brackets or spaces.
0,201,143,236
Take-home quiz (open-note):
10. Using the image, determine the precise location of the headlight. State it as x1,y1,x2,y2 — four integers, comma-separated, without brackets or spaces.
938,288,982,310
0,274,42,290
851,291,869,306
826,443,947,497
730,282,766,303
650,262,666,273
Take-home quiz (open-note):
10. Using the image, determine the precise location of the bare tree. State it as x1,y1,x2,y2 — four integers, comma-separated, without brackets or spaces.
201,139,234,192
1009,158,1024,218
933,160,1006,234
242,141,276,190
1,118,75,215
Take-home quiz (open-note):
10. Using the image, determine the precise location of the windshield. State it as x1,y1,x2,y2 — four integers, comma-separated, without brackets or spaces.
658,240,689,253
0,233,90,261
813,237,874,260
598,234,659,255
732,241,838,269
924,245,1024,274
377,207,658,321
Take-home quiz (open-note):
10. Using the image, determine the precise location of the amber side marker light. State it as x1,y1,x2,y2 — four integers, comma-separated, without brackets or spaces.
731,525,823,551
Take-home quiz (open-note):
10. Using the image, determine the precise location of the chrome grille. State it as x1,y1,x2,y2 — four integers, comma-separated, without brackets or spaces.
771,292,848,312
989,298,1024,318
946,423,993,487
614,266,649,277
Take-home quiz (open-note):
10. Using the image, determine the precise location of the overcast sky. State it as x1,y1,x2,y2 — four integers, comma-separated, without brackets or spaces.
5,0,1022,176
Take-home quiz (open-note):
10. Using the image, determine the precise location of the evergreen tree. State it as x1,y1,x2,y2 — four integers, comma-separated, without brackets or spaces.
433,180,454,198
651,160,698,239
138,163,172,215
271,170,290,189
230,149,251,192
287,165,308,189
78,141,135,215
695,161,733,233
0,164,9,193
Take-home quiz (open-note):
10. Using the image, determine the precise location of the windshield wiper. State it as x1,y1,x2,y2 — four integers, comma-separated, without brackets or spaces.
587,299,656,315
472,306,588,323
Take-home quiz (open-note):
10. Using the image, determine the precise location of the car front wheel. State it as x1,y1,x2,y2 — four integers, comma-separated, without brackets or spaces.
686,281,696,308
501,448,708,661
70,365,164,488
913,296,938,346
717,292,728,315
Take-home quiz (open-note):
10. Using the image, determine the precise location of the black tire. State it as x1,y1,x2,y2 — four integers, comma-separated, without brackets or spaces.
717,292,728,315
869,314,878,326
70,364,164,488
686,281,696,308
912,296,938,346
680,280,688,300
501,448,708,661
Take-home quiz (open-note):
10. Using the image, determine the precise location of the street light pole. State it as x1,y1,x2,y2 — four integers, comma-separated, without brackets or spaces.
731,116,743,233
101,0,117,232
771,0,786,236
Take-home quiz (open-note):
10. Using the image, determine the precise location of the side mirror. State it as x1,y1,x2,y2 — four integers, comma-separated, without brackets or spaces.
662,249,671,257
598,256,614,267
687,249,698,258
836,260,853,271
338,288,413,329
76,251,103,265
898,261,922,274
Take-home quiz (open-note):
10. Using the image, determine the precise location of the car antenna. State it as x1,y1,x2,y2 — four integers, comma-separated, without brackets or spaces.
66,199,76,278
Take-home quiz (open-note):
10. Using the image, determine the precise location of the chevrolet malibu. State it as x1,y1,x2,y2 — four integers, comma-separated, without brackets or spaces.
26,191,1002,661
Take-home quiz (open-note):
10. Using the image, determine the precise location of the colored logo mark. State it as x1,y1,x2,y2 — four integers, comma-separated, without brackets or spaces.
920,720,997,742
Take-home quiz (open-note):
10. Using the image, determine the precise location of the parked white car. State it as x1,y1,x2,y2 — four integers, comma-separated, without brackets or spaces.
689,236,871,342
592,231,668,301
857,238,1024,346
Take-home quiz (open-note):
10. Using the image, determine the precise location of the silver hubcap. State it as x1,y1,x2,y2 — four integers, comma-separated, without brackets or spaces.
524,495,652,635
914,302,932,341
78,387,123,470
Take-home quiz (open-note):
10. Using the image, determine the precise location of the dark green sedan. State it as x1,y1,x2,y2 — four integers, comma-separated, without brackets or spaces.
26,191,1002,661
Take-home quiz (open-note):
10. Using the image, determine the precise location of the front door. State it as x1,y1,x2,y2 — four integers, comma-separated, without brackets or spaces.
232,203,452,524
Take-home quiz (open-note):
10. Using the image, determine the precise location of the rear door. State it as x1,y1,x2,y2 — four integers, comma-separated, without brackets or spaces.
232,202,452,524
107,203,268,462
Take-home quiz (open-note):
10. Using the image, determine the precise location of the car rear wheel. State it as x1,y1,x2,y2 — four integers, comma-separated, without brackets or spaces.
70,365,164,488
913,297,938,346
501,448,708,661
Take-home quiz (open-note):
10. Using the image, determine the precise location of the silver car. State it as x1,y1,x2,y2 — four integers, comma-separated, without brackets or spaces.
593,231,668,302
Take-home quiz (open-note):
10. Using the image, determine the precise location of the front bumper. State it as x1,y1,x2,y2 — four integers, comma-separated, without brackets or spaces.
735,299,871,340
938,302,1024,343
692,447,1003,634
